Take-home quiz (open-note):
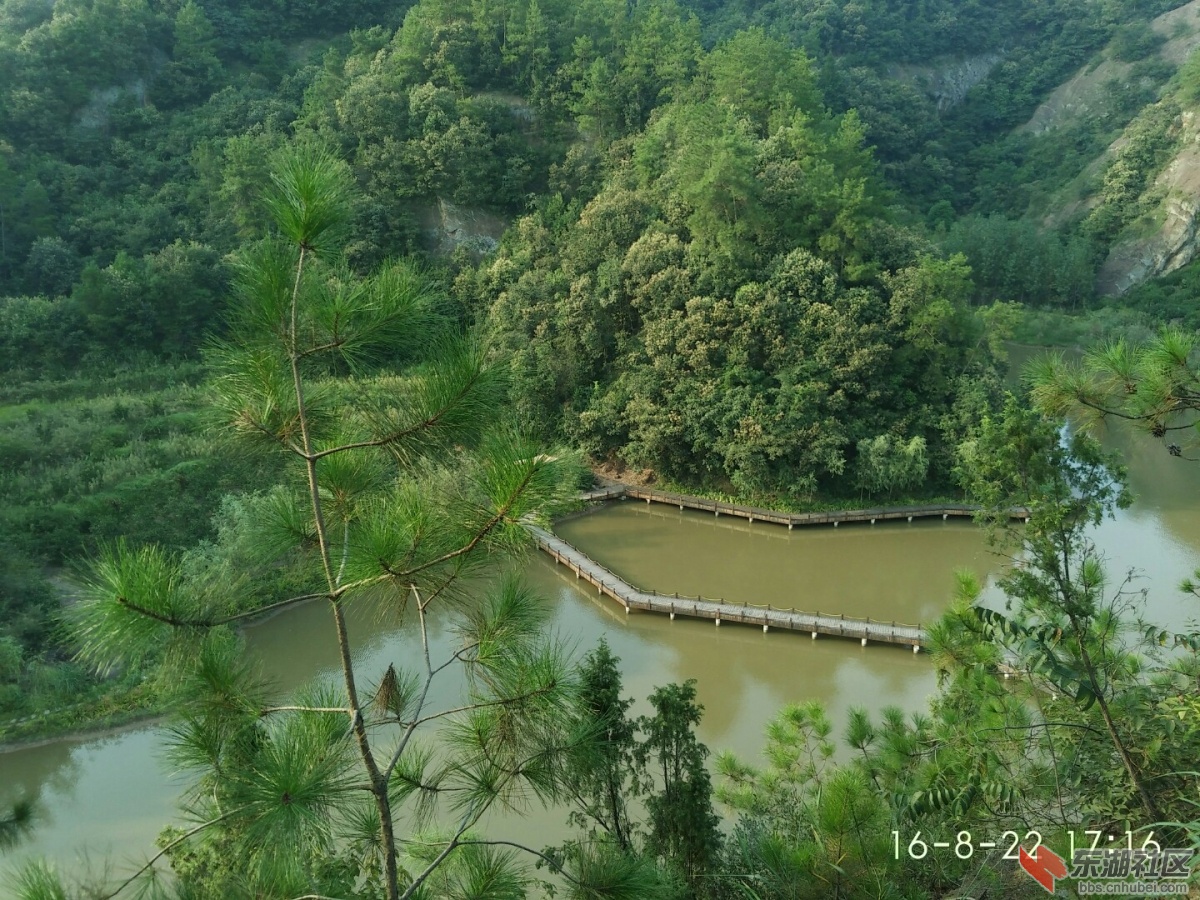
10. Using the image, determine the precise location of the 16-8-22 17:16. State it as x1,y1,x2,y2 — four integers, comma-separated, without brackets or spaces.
891,829,1162,860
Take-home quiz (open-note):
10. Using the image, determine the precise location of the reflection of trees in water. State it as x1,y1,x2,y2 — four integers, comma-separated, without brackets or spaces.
557,502,1003,627
244,568,503,701
531,550,933,752
0,735,84,849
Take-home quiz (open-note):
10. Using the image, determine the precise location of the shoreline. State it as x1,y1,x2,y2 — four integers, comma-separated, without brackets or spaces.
0,706,167,755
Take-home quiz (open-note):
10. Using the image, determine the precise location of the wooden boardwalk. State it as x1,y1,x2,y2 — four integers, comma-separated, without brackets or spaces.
529,526,926,649
581,483,1028,528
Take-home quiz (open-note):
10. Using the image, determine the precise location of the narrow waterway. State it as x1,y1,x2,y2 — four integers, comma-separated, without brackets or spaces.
1,417,1197,892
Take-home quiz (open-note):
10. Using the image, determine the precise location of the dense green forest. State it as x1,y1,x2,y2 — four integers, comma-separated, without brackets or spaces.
1,0,1199,896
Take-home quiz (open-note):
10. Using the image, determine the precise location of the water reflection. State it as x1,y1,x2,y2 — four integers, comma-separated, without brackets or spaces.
1,409,1198,892
557,502,999,627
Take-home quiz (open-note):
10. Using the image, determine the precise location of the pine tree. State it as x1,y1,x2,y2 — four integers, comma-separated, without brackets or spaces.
19,145,663,900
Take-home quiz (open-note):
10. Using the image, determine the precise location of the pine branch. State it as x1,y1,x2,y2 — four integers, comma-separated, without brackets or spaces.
308,364,484,462
99,805,248,900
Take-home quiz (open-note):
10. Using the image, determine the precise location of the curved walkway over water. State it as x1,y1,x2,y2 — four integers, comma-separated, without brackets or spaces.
529,524,926,650
540,481,1029,649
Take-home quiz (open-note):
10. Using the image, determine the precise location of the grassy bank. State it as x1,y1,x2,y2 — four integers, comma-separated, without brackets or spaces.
0,675,165,748
0,363,283,743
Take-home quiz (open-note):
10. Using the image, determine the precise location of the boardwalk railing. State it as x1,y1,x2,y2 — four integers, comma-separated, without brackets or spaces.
581,483,1028,528
529,526,925,650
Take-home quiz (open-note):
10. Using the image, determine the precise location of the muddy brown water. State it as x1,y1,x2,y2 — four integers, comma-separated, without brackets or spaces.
1,416,1197,892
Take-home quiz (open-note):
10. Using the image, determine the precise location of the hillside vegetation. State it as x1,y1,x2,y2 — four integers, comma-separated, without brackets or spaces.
2,0,1197,733
2,0,1200,896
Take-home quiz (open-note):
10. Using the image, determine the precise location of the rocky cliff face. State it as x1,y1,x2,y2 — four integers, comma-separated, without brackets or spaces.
421,198,509,258
1098,132,1200,295
1010,0,1200,295
1021,0,1200,136
890,52,1005,111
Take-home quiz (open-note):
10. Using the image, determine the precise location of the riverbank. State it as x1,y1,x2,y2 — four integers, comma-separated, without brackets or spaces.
590,467,968,518
0,681,163,751
595,483,1017,527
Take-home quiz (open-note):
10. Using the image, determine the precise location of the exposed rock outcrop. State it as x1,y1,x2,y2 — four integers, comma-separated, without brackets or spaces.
421,198,509,258
1021,0,1200,135
890,52,1005,112
1098,134,1200,295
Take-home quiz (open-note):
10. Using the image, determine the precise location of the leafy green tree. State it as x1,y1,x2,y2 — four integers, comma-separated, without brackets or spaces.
565,638,638,852
156,0,224,107
716,703,910,900
701,28,819,136
559,656,722,896
853,434,928,499
19,146,650,900
503,0,553,99
952,396,1200,827
20,236,81,296
635,680,722,893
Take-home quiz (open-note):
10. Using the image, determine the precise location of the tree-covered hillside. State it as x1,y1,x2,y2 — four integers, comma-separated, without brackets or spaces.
4,0,1200,734
3,0,1200,897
